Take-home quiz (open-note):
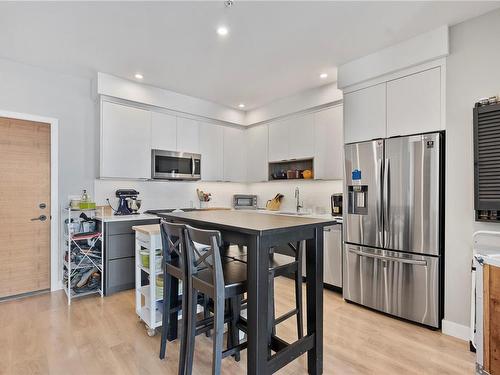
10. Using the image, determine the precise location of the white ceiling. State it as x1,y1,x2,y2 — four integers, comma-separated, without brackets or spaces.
0,1,499,110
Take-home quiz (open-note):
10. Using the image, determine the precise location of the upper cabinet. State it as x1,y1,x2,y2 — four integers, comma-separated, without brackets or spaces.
288,114,315,160
246,125,268,182
268,113,314,162
223,126,247,182
343,66,443,143
268,120,289,162
100,101,344,182
314,106,343,180
151,112,177,151
344,83,386,144
101,101,151,179
386,67,442,137
199,122,223,181
177,117,200,153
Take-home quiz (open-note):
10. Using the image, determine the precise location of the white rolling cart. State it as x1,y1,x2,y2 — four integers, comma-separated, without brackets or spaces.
133,224,164,336
63,206,104,305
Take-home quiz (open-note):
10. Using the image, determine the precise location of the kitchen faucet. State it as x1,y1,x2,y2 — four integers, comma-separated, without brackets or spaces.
295,187,303,213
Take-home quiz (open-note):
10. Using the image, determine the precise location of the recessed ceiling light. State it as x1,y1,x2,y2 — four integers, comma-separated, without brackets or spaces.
320,73,328,79
238,103,245,109
217,26,229,36
135,73,144,80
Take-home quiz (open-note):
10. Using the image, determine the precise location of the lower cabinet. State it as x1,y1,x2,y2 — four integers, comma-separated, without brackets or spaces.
301,223,342,289
103,219,159,295
107,257,135,294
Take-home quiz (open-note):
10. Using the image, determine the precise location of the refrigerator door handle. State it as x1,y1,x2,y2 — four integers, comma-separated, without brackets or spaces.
347,248,427,266
377,158,383,246
383,158,390,247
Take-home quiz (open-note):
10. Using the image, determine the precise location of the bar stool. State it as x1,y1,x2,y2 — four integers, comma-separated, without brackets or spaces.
184,225,248,375
225,242,304,345
159,222,243,374
158,221,189,374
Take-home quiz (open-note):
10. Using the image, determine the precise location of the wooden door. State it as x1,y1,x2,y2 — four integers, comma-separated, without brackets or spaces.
484,264,500,374
0,116,51,298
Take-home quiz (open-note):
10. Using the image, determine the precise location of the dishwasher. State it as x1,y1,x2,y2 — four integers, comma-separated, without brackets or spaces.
302,223,343,290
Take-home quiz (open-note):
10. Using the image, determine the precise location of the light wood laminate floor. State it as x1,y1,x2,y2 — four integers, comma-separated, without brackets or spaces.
0,277,474,375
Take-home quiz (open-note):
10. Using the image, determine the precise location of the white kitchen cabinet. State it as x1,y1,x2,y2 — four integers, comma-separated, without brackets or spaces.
199,122,223,181
387,67,442,137
246,125,269,182
288,114,314,160
314,106,343,180
177,117,200,153
151,112,177,151
101,101,151,179
268,120,289,162
268,113,314,162
323,225,342,288
223,126,246,182
344,83,386,143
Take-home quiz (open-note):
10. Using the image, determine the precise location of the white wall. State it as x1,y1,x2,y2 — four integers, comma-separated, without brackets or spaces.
245,82,343,125
0,58,97,281
445,8,500,330
94,180,248,211
97,72,246,125
249,180,342,213
0,59,97,197
94,179,343,215
338,25,449,89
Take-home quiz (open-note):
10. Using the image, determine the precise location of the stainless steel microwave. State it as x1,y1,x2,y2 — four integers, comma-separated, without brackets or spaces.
151,149,201,180
233,194,258,209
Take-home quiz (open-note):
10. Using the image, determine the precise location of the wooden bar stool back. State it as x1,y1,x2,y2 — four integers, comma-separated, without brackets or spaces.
184,225,248,375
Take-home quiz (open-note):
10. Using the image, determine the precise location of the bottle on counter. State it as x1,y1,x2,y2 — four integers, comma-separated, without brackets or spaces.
81,189,89,202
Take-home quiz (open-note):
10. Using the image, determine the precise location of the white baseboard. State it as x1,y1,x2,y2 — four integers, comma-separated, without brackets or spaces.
442,319,470,341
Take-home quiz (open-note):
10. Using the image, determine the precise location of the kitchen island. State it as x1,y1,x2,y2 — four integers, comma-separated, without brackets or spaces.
161,210,334,375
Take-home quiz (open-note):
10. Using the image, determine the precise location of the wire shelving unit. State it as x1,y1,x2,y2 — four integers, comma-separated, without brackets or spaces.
63,206,104,305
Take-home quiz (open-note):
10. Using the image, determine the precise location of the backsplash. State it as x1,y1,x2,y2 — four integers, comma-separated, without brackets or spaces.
94,180,248,211
249,180,343,213
94,179,342,213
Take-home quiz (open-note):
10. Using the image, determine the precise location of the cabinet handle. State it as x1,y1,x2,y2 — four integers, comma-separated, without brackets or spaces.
323,228,331,232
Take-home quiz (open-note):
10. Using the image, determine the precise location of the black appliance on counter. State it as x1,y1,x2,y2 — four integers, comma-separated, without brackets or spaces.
115,189,140,215
331,193,342,216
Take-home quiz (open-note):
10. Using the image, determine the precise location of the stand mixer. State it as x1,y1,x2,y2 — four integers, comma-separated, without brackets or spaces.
115,189,141,215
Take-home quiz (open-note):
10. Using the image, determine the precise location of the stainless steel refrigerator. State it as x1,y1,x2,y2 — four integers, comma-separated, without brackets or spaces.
343,133,443,328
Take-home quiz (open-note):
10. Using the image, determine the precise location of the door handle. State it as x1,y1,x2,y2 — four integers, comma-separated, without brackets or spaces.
31,215,47,222
191,156,195,177
383,158,390,246
347,248,427,266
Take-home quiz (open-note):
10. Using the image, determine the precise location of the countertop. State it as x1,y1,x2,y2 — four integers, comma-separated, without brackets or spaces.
131,209,340,237
97,207,341,224
476,245,500,268
95,213,159,222
160,210,336,235
132,224,161,235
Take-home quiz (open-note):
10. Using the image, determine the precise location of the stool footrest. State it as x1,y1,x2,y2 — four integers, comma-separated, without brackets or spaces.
275,308,298,326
